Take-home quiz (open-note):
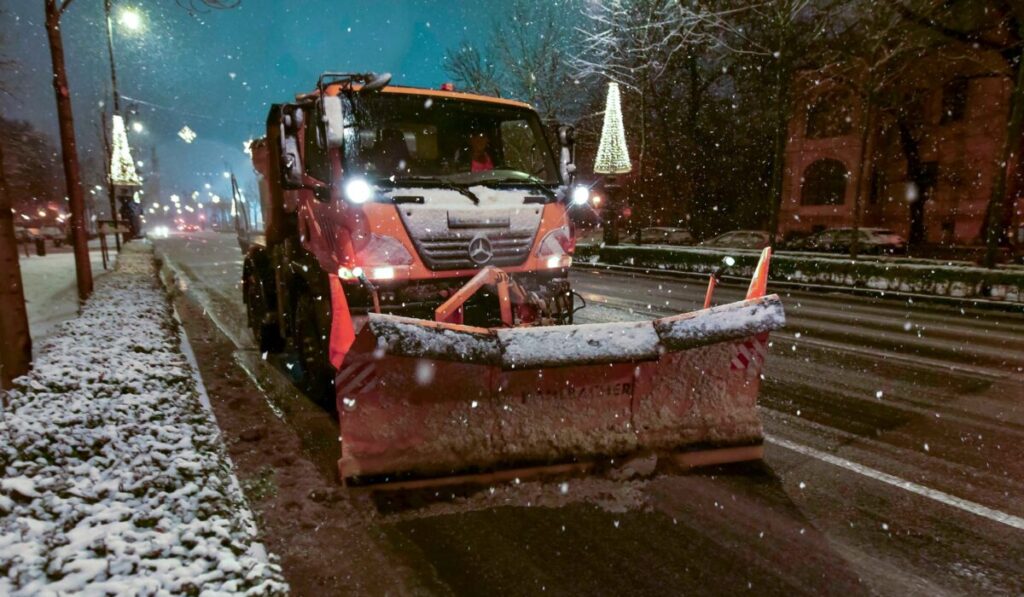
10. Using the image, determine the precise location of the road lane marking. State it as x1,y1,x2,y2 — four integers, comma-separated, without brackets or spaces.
766,435,1024,532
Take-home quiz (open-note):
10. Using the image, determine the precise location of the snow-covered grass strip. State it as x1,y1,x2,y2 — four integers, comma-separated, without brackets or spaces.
576,244,1024,303
0,243,288,596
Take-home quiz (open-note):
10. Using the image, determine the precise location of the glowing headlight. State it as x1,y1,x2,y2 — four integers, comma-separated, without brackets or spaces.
571,185,590,205
546,255,572,269
344,178,373,204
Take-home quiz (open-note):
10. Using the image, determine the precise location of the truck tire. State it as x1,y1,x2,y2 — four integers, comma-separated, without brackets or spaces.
294,293,334,408
245,273,283,353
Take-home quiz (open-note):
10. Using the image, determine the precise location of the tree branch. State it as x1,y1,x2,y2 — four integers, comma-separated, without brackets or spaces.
894,2,1006,53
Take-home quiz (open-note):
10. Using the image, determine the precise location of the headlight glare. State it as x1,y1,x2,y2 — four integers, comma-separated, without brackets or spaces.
344,178,373,204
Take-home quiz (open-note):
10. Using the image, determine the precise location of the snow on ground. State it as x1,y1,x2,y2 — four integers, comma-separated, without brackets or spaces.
19,244,113,340
0,243,287,595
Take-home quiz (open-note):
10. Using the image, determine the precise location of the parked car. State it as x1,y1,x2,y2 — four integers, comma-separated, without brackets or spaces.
637,227,693,246
40,226,65,246
15,227,43,242
182,224,201,233
702,230,771,250
789,228,906,255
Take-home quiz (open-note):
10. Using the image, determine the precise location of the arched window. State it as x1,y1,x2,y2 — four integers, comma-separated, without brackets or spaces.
801,159,848,206
805,93,853,138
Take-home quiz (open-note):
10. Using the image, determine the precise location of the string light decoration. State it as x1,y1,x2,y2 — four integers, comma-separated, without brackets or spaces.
109,114,141,186
594,82,632,174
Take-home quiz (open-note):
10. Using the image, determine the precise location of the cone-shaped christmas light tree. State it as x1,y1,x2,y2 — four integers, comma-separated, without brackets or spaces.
594,82,632,174
110,114,142,240
109,114,141,186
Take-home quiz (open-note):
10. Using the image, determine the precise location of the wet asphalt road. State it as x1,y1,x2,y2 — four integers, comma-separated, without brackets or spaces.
155,231,1024,596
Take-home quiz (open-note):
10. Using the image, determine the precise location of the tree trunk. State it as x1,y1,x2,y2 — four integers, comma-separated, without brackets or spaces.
766,78,791,245
983,53,1024,268
850,95,877,259
45,2,93,301
0,138,32,389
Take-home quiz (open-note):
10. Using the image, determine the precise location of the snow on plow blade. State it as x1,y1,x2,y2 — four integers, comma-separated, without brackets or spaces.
336,292,785,485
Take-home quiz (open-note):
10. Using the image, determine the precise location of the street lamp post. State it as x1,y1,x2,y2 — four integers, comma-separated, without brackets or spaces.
103,2,142,247
103,0,122,113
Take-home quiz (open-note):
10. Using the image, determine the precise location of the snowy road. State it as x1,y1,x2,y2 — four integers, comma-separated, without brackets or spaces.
154,231,1024,595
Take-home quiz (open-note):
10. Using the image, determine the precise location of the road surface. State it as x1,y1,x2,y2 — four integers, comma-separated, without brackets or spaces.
155,231,1024,596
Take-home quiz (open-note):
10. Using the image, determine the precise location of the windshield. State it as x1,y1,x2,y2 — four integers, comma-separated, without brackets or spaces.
343,93,560,186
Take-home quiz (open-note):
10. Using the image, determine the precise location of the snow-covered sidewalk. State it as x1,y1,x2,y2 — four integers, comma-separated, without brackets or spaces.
20,247,111,340
0,243,288,595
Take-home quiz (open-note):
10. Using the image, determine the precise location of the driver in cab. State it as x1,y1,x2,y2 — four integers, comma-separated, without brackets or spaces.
468,130,494,172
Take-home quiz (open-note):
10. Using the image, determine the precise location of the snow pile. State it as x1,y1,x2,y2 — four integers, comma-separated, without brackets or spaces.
0,244,287,596
654,295,785,349
498,320,660,368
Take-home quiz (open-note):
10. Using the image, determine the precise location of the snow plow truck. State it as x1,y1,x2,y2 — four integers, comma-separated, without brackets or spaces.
242,72,785,486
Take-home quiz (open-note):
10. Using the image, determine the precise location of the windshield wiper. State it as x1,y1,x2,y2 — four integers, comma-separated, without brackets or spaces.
389,176,479,205
480,177,557,201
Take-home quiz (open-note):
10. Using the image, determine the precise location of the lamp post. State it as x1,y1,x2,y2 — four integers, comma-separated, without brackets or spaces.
593,82,632,245
103,2,143,246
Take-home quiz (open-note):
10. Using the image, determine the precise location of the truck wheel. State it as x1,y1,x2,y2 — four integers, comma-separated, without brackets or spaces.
246,275,283,353
295,294,334,407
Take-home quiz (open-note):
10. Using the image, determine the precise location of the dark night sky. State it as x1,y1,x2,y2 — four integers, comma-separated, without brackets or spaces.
1,1,502,201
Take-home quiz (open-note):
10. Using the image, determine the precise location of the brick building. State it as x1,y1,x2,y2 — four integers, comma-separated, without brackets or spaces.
779,47,1024,247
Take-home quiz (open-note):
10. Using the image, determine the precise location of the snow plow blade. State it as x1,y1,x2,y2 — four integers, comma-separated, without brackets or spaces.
336,255,784,485
336,300,785,485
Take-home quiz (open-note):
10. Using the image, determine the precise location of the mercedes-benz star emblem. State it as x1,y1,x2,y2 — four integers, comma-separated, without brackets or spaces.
467,235,494,265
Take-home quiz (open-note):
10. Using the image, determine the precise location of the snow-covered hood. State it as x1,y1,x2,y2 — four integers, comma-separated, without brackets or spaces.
384,185,550,271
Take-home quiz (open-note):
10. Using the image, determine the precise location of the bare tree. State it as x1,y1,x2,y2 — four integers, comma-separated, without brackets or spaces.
572,1,758,232
445,0,581,123
821,1,933,257
715,0,842,244
44,0,93,301
0,16,31,388
444,43,502,97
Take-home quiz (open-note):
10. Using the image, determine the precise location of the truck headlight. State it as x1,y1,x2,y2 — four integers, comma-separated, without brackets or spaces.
571,185,590,205
344,178,373,204
538,226,574,257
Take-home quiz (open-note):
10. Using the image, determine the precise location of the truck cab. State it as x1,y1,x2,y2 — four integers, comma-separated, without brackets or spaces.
244,73,585,395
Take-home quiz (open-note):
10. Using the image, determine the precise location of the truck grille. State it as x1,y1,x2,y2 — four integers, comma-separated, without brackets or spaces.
416,231,535,270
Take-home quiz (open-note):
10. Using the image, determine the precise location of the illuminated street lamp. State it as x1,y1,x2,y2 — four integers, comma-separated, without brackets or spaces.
118,7,143,31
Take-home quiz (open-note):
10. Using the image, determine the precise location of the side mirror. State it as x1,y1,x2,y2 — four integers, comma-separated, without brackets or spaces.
558,124,576,185
322,95,345,149
361,72,392,92
279,106,305,189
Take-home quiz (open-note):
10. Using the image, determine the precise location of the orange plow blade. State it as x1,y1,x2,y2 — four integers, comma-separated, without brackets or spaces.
335,290,785,485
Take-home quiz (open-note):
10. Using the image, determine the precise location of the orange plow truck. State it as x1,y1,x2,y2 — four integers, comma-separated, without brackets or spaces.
242,73,786,486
